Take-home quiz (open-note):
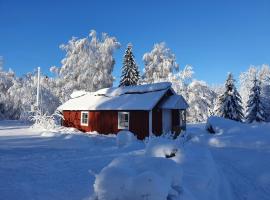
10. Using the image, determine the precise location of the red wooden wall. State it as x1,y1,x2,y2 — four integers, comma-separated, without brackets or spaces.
152,107,162,136
63,110,149,139
172,109,180,127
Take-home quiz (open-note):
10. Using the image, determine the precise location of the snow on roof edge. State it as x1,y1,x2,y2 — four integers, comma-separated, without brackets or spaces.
93,82,172,97
58,83,172,111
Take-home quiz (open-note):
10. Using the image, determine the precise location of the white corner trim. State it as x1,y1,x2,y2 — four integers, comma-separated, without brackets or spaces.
149,110,152,136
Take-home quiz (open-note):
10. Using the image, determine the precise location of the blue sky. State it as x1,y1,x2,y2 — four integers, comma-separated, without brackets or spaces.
0,0,270,85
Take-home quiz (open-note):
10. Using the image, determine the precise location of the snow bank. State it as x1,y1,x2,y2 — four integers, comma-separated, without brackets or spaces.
92,155,182,200
116,130,136,147
205,116,245,134
205,116,270,149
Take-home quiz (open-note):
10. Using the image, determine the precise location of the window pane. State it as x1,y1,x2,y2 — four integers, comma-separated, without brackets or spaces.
118,112,129,129
81,113,88,124
124,114,128,121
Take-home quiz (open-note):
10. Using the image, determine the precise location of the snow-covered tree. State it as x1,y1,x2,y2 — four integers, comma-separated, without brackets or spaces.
142,42,178,83
240,64,270,121
258,64,270,121
216,73,244,121
51,30,120,102
7,70,60,120
168,66,217,122
239,66,257,110
245,76,267,123
0,60,17,119
119,43,140,86
186,80,217,122
170,65,194,99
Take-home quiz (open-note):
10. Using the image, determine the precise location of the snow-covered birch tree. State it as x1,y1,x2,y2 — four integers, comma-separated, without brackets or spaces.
186,80,217,122
142,42,178,83
51,30,120,102
7,70,60,120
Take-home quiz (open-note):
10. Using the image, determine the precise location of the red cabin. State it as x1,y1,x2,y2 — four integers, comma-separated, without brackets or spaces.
57,82,188,139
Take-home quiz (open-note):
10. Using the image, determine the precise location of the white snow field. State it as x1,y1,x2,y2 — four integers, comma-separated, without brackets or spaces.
0,119,270,200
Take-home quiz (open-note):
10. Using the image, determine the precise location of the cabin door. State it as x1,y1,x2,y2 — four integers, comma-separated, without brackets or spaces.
162,109,172,134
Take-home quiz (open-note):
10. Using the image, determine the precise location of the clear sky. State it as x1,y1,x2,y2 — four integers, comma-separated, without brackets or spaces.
0,0,270,85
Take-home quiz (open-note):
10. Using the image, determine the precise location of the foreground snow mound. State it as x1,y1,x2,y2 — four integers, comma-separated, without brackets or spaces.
145,137,184,163
92,155,182,200
206,116,245,134
116,130,136,147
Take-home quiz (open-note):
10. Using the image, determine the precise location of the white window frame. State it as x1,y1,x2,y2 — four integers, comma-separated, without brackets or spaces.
80,111,89,126
118,112,129,130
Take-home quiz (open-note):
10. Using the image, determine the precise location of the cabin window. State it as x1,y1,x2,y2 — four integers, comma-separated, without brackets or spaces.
118,112,129,129
81,111,89,126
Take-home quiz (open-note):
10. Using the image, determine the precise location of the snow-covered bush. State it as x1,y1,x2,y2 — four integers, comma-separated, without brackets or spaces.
145,137,184,163
92,155,182,200
30,111,59,131
116,130,136,148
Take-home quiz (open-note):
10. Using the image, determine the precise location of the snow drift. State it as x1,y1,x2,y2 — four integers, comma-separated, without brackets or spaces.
92,155,182,200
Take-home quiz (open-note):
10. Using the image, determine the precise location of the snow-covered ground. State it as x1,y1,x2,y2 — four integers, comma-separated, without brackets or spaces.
0,119,270,200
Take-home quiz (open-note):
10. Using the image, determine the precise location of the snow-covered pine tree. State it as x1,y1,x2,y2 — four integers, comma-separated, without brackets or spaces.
245,76,267,123
119,43,140,87
216,73,244,121
258,64,270,121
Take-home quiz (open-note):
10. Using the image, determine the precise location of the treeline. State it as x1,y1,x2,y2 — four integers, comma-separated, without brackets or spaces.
0,30,269,123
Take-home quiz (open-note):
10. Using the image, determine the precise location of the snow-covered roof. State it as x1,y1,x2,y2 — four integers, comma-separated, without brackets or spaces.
58,82,177,111
159,94,189,109
93,82,172,97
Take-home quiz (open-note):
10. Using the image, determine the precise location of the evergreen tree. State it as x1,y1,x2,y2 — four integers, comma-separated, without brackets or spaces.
119,43,140,87
216,73,244,121
245,76,266,123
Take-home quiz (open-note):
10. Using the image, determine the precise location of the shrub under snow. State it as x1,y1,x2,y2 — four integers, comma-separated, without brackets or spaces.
92,155,182,200
145,137,184,163
116,130,136,148
30,111,58,131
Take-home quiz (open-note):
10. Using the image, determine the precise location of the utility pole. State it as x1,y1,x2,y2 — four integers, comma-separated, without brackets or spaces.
36,67,41,110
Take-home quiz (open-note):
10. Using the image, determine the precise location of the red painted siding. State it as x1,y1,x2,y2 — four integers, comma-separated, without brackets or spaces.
172,109,180,127
63,110,149,139
152,108,162,136
130,111,149,140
